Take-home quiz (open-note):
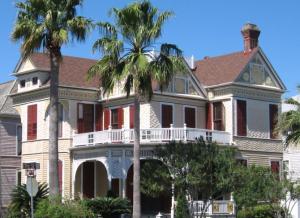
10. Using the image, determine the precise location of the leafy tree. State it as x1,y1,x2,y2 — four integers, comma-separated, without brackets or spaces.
7,183,49,218
35,197,93,218
234,165,300,218
175,192,190,218
233,165,281,209
141,139,237,218
277,85,300,146
81,197,131,218
87,1,187,216
12,0,92,195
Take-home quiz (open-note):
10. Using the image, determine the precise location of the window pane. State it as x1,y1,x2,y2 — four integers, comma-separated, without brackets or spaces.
188,81,197,95
174,78,186,94
17,126,22,155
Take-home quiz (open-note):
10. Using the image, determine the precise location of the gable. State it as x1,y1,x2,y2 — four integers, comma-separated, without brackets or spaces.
235,50,285,90
18,59,36,73
158,71,207,98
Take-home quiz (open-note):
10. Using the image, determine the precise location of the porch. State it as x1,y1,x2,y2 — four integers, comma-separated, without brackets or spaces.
73,126,232,147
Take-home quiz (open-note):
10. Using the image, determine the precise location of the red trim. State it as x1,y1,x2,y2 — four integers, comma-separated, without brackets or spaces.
27,104,37,140
104,108,110,130
118,108,124,129
185,107,196,128
130,105,135,129
95,104,103,131
237,100,247,136
161,105,173,128
206,103,213,130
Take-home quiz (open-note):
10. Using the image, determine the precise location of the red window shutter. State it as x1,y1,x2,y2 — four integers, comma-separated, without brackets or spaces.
95,105,103,131
130,105,135,129
58,160,63,194
269,104,278,139
104,108,110,130
185,107,196,128
118,108,124,129
237,100,247,136
206,103,213,130
27,104,37,140
162,105,173,128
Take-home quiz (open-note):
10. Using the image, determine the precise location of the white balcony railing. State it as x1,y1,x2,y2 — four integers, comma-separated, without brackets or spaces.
73,125,231,147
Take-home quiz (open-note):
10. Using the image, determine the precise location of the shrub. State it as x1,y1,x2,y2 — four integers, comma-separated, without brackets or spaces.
175,193,190,218
81,197,131,218
35,197,93,218
6,183,48,218
237,204,276,218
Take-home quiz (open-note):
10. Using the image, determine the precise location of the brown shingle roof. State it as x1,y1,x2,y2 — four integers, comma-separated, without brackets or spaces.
193,48,257,86
30,53,99,89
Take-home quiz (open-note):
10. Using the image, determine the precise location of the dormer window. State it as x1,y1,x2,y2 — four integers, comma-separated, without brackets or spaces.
20,80,26,88
32,77,38,85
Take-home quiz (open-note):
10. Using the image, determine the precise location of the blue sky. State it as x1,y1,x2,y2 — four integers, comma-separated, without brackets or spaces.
0,0,299,97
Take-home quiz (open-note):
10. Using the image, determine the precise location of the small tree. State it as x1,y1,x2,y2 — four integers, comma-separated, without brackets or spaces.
141,139,237,218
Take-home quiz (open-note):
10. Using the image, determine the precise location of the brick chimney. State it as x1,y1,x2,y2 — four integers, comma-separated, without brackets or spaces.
241,23,260,52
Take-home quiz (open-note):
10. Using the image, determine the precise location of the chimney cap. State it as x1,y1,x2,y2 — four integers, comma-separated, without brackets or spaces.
241,23,260,32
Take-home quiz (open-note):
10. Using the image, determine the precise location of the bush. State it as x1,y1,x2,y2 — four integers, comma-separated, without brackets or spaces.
35,197,93,218
82,197,131,218
175,193,190,218
237,204,276,218
6,183,48,218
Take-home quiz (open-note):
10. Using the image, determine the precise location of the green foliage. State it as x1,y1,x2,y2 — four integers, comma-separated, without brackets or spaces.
141,139,237,216
175,193,190,218
233,165,280,209
277,88,300,146
237,204,277,218
87,0,188,100
35,197,93,218
6,183,48,218
12,0,93,58
141,160,172,198
81,197,131,218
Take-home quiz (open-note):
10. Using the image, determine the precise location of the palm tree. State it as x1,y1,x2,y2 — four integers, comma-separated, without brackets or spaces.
12,0,92,196
7,183,49,217
278,85,300,146
87,1,187,217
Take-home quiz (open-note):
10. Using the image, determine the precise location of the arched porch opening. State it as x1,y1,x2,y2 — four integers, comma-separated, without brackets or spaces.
126,159,172,215
74,160,109,199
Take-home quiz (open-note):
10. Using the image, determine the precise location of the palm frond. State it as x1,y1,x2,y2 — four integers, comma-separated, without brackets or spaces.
68,16,93,42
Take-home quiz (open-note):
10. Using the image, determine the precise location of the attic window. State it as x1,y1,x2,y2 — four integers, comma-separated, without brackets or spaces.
20,80,26,88
32,77,38,85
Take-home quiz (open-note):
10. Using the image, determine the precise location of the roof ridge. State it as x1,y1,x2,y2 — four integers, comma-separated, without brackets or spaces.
195,48,257,62
0,80,15,113
33,52,97,62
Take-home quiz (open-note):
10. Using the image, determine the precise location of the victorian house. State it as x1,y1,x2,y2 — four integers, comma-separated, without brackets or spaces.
10,23,285,217
0,80,21,215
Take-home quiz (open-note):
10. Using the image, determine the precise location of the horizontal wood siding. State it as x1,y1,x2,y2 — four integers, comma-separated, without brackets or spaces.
0,168,17,207
0,122,17,156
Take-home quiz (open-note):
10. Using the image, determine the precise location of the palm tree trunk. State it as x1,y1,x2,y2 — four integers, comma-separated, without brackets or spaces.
48,50,60,196
133,94,141,218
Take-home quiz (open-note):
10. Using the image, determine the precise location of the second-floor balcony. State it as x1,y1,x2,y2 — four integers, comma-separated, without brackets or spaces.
73,125,232,147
